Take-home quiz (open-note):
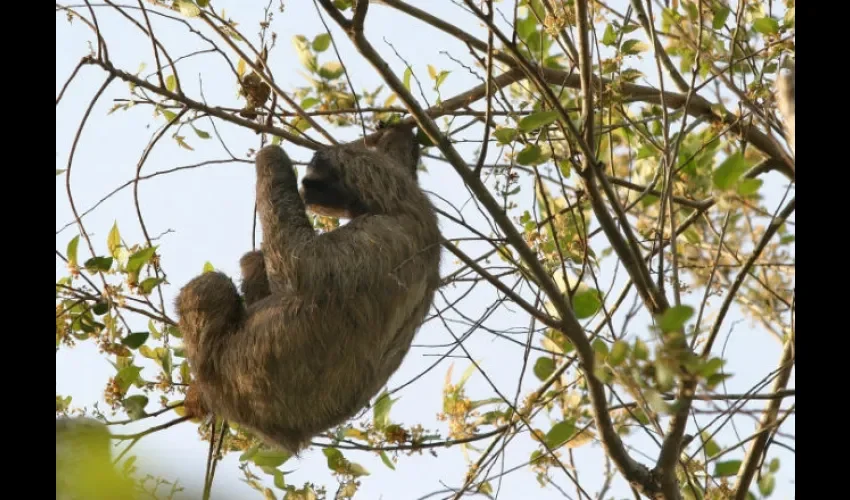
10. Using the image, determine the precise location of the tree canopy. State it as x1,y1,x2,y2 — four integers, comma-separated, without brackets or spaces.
56,1,795,499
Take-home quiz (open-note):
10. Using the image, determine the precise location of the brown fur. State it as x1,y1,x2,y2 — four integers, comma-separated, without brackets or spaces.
175,124,442,453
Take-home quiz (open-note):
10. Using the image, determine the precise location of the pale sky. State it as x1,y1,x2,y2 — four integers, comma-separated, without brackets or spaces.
56,1,795,498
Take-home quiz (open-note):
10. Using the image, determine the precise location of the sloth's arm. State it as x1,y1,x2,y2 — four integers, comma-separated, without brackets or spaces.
253,145,318,291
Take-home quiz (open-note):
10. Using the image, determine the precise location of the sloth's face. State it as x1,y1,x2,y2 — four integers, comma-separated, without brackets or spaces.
300,151,365,219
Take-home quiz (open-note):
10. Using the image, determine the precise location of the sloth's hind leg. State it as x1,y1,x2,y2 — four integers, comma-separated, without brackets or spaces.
239,250,271,306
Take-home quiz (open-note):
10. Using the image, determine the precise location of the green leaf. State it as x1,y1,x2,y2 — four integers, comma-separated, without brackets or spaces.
161,108,178,123
516,144,542,165
127,246,157,274
121,332,150,349
312,33,331,52
701,432,721,457
300,97,320,109
379,450,396,470
273,469,286,489
753,17,780,35
92,301,109,315
318,61,344,80
658,305,694,332
601,24,617,46
253,450,291,468
56,169,66,176
493,127,517,145
592,338,609,357
621,39,648,55
107,222,121,257
519,110,559,133
533,357,555,381
427,64,437,80
139,277,165,295
203,261,215,273
403,67,412,91
712,6,730,29
67,235,80,267
713,460,742,477
122,395,149,420
544,420,575,449
116,366,143,392
768,458,780,473
373,391,395,430
608,340,629,367
177,0,200,17
323,447,345,470
712,152,749,190
84,256,113,272
700,357,725,378
166,74,176,92
758,474,775,496
192,126,211,139
737,178,763,196
239,445,260,462
347,462,370,477
572,289,602,319
435,70,450,89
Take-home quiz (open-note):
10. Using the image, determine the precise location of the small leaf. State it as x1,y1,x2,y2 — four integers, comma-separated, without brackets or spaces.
737,178,763,196
161,108,178,123
608,340,629,367
403,67,412,91
203,261,215,273
122,395,149,420
544,420,575,449
67,235,80,267
107,222,121,257
700,357,725,378
373,391,395,430
92,301,109,315
518,110,559,132
435,70,450,89
127,246,157,274
318,61,344,80
713,460,742,477
192,126,211,139
56,169,66,176
516,144,542,165
323,447,345,471
237,58,247,77
533,357,555,381
253,450,291,468
758,474,776,496
768,458,780,473
712,152,749,190
701,432,721,457
493,127,517,145
753,17,780,35
116,366,143,392
347,462,370,477
121,332,150,349
239,445,260,462
427,64,437,80
712,6,730,29
621,39,648,55
273,470,286,489
84,256,113,272
572,289,602,319
312,33,331,52
166,74,176,92
379,450,396,470
301,97,320,109
139,277,165,295
177,0,201,17
601,24,617,46
658,305,694,332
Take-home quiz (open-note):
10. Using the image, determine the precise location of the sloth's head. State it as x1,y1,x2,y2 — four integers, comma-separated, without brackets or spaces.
300,123,422,219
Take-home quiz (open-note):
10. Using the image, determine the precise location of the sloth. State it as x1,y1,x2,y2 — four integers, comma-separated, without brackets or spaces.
175,123,442,453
